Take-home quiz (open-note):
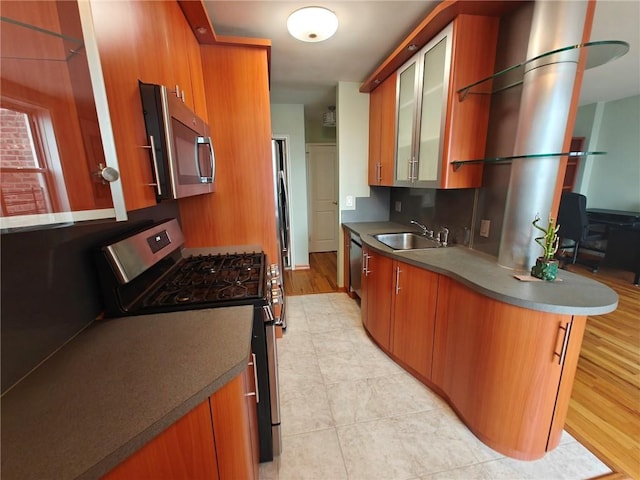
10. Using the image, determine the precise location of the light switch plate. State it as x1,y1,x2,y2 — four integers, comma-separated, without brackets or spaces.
345,195,354,207
480,219,490,238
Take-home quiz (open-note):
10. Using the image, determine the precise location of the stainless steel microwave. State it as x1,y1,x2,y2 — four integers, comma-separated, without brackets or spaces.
139,81,215,200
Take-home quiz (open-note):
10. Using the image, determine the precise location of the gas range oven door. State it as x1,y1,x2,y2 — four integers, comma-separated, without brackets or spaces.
252,304,281,462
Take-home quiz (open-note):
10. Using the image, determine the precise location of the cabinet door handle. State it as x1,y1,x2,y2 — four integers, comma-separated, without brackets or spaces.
362,252,370,276
395,266,402,295
377,162,382,183
140,135,162,196
553,321,572,365
246,353,260,403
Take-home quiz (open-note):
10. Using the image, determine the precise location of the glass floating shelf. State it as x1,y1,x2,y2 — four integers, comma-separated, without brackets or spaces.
457,40,630,100
0,16,85,62
451,151,607,171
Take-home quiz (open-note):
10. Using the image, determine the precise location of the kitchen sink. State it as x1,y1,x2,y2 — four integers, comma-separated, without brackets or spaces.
373,232,441,250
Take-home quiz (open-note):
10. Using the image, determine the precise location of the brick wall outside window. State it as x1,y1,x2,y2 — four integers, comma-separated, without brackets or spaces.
0,107,48,215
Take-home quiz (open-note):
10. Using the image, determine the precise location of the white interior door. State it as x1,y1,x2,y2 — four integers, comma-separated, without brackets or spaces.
307,144,337,253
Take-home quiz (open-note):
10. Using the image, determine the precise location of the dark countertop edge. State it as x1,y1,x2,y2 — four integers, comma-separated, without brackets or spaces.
343,222,619,316
1,306,254,480
79,360,247,480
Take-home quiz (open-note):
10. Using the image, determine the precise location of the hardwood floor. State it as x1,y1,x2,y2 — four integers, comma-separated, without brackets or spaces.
283,252,339,295
564,263,640,479
284,251,639,478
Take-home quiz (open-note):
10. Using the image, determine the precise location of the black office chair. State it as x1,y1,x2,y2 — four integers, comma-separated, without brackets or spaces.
556,192,604,267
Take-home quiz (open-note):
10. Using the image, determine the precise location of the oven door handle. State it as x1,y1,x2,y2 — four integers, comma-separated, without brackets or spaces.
265,321,281,426
263,304,275,323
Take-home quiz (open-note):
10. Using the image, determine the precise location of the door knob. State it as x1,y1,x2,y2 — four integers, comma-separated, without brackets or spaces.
93,163,120,183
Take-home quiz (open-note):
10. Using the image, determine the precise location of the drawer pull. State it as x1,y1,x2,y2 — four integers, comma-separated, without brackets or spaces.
553,321,572,365
246,353,259,403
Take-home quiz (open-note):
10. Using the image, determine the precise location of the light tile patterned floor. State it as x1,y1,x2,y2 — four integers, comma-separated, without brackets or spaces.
260,293,612,480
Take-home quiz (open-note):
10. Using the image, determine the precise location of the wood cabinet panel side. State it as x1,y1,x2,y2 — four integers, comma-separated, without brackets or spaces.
210,373,255,480
432,276,573,459
441,14,499,189
379,72,398,186
368,85,382,185
178,45,278,262
103,400,219,480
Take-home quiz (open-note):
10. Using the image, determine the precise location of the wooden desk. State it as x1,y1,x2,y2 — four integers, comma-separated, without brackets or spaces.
587,208,640,227
587,209,640,285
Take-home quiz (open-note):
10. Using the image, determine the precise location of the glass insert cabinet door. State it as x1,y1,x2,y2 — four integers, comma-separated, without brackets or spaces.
393,22,452,187
417,35,448,183
0,0,125,231
395,61,418,183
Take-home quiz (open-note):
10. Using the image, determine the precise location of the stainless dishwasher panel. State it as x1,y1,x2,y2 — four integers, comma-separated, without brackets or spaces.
350,233,362,297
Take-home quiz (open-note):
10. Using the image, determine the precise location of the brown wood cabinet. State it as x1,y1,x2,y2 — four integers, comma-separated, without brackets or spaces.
104,359,259,480
439,14,499,189
361,247,394,349
432,276,586,460
90,0,207,211
103,400,219,480
368,72,397,186
178,44,278,264
391,261,438,381
358,248,588,460
211,366,259,480
373,14,499,189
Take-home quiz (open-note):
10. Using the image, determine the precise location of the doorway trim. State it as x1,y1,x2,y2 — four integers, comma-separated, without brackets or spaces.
306,142,338,253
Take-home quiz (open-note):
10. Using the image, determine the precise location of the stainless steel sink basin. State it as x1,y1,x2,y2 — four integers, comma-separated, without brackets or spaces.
373,232,441,250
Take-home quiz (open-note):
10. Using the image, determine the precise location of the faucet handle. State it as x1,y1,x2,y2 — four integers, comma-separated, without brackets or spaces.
438,227,449,247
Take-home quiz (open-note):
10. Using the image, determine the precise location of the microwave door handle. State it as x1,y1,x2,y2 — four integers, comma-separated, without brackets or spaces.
148,135,162,196
196,136,215,184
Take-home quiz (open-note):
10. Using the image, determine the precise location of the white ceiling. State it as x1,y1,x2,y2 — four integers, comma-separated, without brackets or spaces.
580,0,640,106
204,1,640,121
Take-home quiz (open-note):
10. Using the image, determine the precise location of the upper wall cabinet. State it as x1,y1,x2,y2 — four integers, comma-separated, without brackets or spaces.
0,0,127,231
88,0,208,212
393,15,499,189
368,72,396,186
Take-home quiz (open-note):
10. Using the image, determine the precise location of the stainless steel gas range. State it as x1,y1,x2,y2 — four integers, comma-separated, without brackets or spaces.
95,218,283,462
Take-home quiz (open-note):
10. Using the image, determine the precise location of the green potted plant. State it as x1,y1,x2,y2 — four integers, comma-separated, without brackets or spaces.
530,213,560,281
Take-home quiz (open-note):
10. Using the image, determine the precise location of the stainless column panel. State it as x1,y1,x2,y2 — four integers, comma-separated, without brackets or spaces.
498,1,589,269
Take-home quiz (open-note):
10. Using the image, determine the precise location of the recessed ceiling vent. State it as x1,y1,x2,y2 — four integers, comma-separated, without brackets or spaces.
323,106,336,127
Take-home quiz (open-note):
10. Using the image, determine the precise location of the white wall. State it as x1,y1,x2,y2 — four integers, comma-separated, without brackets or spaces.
337,82,370,211
336,81,370,286
575,95,640,211
271,104,310,268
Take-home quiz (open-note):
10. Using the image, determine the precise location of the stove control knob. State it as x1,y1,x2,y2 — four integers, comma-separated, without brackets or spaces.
268,264,280,277
271,287,282,303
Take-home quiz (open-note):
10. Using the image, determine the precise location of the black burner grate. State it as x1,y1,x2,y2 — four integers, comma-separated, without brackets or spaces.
142,252,264,307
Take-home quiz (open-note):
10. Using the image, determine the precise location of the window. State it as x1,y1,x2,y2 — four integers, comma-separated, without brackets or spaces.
0,103,56,216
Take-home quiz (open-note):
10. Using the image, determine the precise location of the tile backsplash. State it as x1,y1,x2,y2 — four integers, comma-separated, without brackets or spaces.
389,187,476,246
0,202,180,393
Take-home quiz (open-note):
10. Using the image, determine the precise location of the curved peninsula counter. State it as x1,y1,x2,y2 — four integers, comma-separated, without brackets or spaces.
343,221,618,461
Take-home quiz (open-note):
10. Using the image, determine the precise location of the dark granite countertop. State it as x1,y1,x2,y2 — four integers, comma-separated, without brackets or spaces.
1,306,253,480
344,221,618,316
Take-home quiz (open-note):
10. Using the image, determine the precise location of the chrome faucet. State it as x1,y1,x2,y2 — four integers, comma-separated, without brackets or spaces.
410,220,433,238
437,227,449,247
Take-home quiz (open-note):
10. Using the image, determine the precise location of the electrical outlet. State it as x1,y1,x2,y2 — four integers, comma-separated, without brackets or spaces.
395,201,402,212
345,195,354,207
480,219,491,238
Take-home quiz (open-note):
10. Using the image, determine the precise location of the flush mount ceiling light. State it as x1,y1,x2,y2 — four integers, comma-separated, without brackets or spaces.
287,7,338,43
